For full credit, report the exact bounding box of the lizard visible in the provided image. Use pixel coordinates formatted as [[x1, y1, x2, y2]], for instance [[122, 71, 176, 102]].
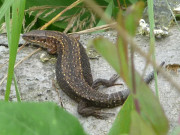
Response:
[[22, 30, 165, 118]]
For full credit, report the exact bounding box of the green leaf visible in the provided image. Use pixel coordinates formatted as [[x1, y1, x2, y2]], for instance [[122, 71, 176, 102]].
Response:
[[94, 0, 114, 33], [128, 0, 138, 4], [109, 95, 134, 135], [115, 2, 144, 85], [136, 79, 169, 134], [25, 0, 75, 8], [123, 2, 144, 36], [130, 111, 156, 135], [93, 37, 169, 135], [171, 124, 180, 135], [0, 101, 86, 135], [96, 0, 114, 27], [24, 0, 84, 31], [93, 38, 120, 71], [94, 3, 168, 134]]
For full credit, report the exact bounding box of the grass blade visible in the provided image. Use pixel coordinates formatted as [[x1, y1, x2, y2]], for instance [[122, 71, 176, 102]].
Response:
[[5, 0, 26, 101], [0, 0, 14, 22], [147, 0, 159, 98], [13, 74, 21, 102]]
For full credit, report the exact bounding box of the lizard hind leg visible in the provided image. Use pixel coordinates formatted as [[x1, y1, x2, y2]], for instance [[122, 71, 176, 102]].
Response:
[[77, 101, 114, 119], [92, 74, 123, 90]]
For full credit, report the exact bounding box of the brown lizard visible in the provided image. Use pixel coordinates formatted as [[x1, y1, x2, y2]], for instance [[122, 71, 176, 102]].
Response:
[[22, 30, 164, 118]]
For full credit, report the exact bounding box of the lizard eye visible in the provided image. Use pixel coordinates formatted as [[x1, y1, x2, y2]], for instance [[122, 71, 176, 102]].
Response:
[[30, 36, 35, 40]]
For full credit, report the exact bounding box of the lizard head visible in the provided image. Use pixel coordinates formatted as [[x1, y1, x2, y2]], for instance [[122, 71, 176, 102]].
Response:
[[22, 30, 58, 54]]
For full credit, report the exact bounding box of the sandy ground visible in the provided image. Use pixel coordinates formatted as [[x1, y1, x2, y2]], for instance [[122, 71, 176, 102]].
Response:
[[0, 25, 180, 135]]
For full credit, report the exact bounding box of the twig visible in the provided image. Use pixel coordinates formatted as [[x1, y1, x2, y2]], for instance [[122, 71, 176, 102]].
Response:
[[52, 79, 64, 108]]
